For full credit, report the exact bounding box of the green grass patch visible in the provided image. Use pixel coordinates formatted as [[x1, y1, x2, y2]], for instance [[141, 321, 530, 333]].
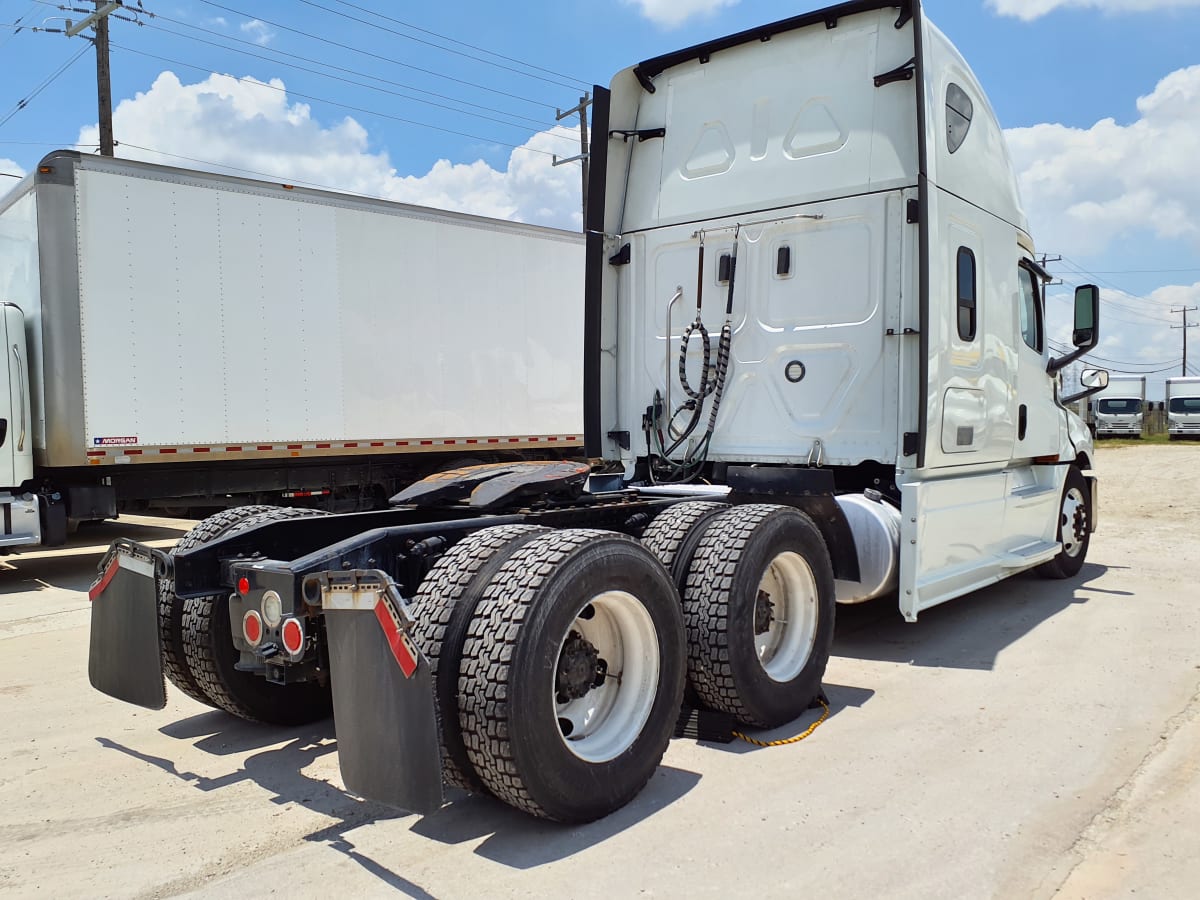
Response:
[[1097, 432, 1173, 448]]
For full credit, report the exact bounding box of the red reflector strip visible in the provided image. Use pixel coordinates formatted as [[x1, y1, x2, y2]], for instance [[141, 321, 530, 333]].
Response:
[[343, 442, 358, 448], [419, 440, 433, 446], [287, 444, 302, 450], [125, 449, 143, 456], [86, 450, 106, 457], [226, 446, 242, 452], [370, 442, 384, 447], [373, 600, 418, 678], [193, 447, 210, 453], [257, 445, 273, 451], [316, 443, 331, 449], [466, 439, 478, 445], [88, 557, 120, 602]]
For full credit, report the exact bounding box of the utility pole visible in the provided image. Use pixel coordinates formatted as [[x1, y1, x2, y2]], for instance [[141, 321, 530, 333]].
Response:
[[552, 92, 591, 228], [1171, 306, 1199, 376], [67, 1, 122, 156]]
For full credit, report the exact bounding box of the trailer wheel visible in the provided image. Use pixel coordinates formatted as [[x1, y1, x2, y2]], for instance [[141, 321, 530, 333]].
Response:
[[639, 500, 730, 590], [409, 524, 549, 792], [458, 530, 685, 822], [182, 507, 332, 724], [159, 505, 277, 707], [1037, 466, 1091, 580], [682, 504, 835, 729]]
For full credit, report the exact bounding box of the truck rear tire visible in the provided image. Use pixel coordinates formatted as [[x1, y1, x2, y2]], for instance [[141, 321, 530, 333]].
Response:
[[1037, 466, 1091, 580], [181, 507, 333, 724], [682, 504, 836, 729], [458, 530, 686, 822], [640, 500, 730, 591], [159, 505, 276, 707], [409, 523, 549, 792]]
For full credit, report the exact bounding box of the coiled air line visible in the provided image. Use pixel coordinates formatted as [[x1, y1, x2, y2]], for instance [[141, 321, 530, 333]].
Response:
[[647, 228, 738, 482]]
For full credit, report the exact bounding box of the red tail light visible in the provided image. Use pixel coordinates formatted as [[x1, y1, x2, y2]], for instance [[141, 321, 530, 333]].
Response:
[[242, 610, 263, 647], [281, 617, 305, 657]]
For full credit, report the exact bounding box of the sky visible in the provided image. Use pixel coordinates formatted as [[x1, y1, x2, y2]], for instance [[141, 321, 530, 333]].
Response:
[[2, 0, 1200, 398]]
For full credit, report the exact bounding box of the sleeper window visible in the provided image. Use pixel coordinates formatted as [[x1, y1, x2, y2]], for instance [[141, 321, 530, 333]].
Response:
[[957, 247, 976, 341], [946, 83, 974, 153]]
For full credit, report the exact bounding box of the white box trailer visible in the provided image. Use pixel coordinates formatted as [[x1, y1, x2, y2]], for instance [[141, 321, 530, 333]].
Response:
[[90, 0, 1107, 825], [1094, 375, 1145, 437], [0, 152, 583, 549], [1166, 376, 1200, 439]]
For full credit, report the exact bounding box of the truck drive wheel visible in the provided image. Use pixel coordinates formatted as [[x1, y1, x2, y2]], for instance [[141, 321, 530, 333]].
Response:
[[640, 500, 730, 591], [1037, 466, 1091, 580], [682, 504, 836, 729], [458, 530, 686, 823], [159, 505, 276, 707], [409, 524, 549, 792], [181, 507, 333, 725]]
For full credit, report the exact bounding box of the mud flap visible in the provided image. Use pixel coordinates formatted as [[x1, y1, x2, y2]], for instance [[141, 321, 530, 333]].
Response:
[[317, 570, 444, 815], [88, 541, 167, 710]]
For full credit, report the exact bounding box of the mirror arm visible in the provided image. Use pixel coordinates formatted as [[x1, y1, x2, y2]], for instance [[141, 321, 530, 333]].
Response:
[[1047, 345, 1090, 374], [1061, 382, 1106, 405]]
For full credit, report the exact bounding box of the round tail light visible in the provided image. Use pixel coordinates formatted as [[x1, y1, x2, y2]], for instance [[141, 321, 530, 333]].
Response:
[[281, 617, 305, 658], [242, 610, 264, 648]]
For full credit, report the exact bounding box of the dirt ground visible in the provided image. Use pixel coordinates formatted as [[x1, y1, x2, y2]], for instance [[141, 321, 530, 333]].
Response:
[[1, 445, 1197, 899]]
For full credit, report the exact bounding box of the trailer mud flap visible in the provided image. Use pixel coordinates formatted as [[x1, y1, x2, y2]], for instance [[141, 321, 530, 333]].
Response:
[[317, 571, 443, 816], [88, 541, 167, 710]]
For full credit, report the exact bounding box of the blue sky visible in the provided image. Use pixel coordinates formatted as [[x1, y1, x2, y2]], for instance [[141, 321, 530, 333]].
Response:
[[2, 0, 1200, 393]]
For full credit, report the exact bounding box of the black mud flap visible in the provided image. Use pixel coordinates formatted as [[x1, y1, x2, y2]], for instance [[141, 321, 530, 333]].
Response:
[[88, 540, 167, 710], [317, 570, 444, 815]]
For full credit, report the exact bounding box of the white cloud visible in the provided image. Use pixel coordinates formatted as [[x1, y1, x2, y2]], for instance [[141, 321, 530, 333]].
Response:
[[0, 158, 23, 178], [989, 0, 1200, 20], [622, 0, 739, 28], [1005, 65, 1200, 257], [239, 19, 275, 45], [75, 71, 582, 230]]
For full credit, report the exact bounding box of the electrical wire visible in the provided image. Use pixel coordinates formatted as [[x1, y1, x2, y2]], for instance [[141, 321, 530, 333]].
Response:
[[0, 2, 41, 50], [0, 41, 90, 129], [136, 18, 564, 134], [327, 0, 590, 88], [187, 0, 563, 109], [294, 0, 587, 91], [111, 44, 559, 158]]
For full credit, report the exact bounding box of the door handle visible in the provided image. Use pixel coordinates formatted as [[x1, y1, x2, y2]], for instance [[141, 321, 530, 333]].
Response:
[[11, 344, 26, 452]]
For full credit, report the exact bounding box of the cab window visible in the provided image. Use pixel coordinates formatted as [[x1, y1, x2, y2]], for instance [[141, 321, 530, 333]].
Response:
[[1018, 265, 1043, 353]]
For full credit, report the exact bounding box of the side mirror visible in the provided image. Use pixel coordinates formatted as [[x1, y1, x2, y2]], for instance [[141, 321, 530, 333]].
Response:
[[1049, 283, 1101, 373], [1061, 366, 1109, 405], [1073, 284, 1099, 348]]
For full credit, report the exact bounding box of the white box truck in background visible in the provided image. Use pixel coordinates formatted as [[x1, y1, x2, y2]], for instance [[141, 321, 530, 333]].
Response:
[[0, 153, 583, 550], [1094, 375, 1146, 437], [1166, 376, 1200, 439], [90, 0, 1108, 824]]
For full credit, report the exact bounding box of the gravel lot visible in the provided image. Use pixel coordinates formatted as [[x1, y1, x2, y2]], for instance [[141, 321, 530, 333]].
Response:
[[2, 445, 1197, 899]]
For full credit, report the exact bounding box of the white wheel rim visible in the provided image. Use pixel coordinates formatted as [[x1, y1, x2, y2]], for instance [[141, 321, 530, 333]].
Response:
[[552, 590, 660, 763], [754, 551, 819, 683], [1061, 487, 1087, 558]]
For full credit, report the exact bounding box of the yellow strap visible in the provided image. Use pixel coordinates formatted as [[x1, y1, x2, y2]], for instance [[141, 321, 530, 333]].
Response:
[[732, 699, 830, 747]]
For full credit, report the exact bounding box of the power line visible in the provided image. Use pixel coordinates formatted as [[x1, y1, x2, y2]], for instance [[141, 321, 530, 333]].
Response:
[[327, 0, 589, 88], [1084, 267, 1200, 275], [1171, 306, 1199, 378], [132, 20, 569, 137], [187, 0, 563, 110], [110, 43, 559, 158], [0, 2, 41, 50], [294, 0, 587, 91], [0, 41, 91, 129], [138, 17, 559, 133]]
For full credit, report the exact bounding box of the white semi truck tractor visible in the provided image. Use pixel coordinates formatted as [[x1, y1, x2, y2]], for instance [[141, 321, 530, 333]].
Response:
[[1166, 377, 1200, 439], [0, 153, 583, 551], [1093, 375, 1146, 437], [89, 0, 1108, 824]]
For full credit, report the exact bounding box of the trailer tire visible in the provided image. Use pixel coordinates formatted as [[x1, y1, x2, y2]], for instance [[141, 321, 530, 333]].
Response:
[[682, 504, 835, 729], [458, 530, 685, 822], [1037, 466, 1091, 580], [409, 524, 550, 792], [182, 507, 332, 724], [159, 505, 277, 707], [640, 500, 730, 591]]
